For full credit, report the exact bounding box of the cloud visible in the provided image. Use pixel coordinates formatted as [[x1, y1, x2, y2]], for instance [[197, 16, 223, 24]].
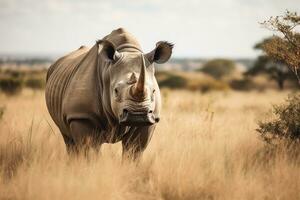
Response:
[[0, 0, 299, 58]]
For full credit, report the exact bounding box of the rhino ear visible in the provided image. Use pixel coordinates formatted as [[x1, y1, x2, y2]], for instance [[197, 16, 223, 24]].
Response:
[[146, 41, 173, 64], [97, 40, 121, 62]]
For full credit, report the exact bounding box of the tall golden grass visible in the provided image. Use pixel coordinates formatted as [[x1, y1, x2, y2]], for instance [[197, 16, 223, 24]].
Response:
[[0, 89, 299, 200]]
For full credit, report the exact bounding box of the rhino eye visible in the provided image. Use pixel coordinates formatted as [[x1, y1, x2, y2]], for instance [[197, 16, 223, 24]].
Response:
[[114, 88, 119, 95], [153, 89, 156, 94]]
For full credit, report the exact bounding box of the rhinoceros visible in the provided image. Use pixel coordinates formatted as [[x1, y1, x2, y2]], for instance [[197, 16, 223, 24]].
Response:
[[45, 28, 173, 158]]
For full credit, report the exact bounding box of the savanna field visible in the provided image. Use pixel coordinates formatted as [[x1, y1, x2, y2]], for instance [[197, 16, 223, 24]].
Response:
[[1, 0, 300, 199], [0, 88, 299, 200]]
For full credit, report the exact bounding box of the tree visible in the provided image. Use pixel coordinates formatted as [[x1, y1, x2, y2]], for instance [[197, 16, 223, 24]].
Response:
[[246, 37, 295, 89], [257, 11, 300, 146], [199, 59, 236, 79], [261, 11, 300, 86]]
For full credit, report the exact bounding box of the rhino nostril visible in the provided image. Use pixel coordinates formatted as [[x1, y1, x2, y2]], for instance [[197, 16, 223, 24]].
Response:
[[148, 110, 153, 114]]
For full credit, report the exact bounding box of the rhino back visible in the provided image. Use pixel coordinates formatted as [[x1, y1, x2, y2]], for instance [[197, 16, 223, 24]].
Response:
[[45, 47, 90, 132]]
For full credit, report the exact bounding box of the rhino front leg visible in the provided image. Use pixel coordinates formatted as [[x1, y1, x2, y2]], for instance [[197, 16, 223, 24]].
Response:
[[69, 119, 103, 154], [62, 134, 77, 154], [121, 125, 155, 160]]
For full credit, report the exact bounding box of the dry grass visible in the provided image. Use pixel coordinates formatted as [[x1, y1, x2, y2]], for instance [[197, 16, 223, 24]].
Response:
[[0, 89, 299, 200]]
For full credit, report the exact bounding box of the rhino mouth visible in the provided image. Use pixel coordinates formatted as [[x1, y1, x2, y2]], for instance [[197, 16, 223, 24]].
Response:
[[119, 109, 159, 126]]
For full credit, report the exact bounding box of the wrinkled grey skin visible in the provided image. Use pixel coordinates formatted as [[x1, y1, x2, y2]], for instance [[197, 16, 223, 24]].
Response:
[[45, 28, 173, 159]]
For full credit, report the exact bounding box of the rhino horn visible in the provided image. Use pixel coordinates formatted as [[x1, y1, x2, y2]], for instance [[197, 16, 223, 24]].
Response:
[[131, 55, 147, 99]]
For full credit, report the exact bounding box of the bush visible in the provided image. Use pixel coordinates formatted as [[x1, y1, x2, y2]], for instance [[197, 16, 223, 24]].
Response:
[[194, 79, 229, 93], [158, 75, 187, 89], [230, 78, 255, 91], [257, 94, 300, 145], [199, 59, 236, 79], [156, 71, 230, 92], [0, 78, 23, 95], [25, 77, 45, 90]]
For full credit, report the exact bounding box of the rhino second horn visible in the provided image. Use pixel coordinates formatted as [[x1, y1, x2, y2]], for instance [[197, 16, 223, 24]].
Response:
[[128, 72, 137, 84]]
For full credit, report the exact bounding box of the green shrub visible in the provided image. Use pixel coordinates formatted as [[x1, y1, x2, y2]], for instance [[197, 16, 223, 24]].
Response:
[[25, 77, 45, 90], [187, 77, 229, 93], [257, 94, 300, 145], [197, 80, 229, 93], [0, 77, 23, 95], [199, 59, 236, 79], [158, 75, 187, 89], [230, 78, 254, 91]]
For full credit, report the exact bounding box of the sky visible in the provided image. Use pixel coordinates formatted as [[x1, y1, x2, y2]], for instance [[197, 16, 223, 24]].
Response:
[[0, 0, 299, 58]]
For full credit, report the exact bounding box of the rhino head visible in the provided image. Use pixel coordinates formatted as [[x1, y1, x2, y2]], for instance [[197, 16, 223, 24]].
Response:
[[99, 40, 173, 126]]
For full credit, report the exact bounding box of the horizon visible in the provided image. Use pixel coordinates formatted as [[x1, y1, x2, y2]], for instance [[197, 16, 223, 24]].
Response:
[[0, 52, 257, 61], [1, 0, 299, 58]]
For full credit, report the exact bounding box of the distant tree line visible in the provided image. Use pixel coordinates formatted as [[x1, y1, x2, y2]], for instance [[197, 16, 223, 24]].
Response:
[[0, 58, 52, 66]]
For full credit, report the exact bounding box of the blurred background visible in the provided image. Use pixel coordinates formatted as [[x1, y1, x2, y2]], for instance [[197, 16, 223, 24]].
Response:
[[0, 0, 299, 93]]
